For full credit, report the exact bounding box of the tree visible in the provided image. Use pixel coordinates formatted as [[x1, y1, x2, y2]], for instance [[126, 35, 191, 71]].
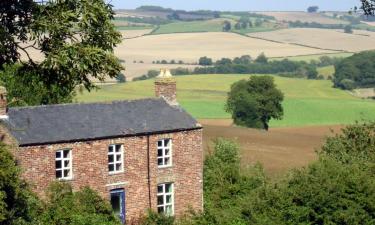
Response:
[[255, 53, 268, 64], [234, 22, 242, 30], [361, 0, 375, 15], [226, 76, 284, 130], [0, 0, 122, 106], [39, 182, 121, 225], [306, 65, 318, 79], [198, 56, 213, 66], [222, 20, 231, 32], [0, 142, 40, 224], [116, 73, 126, 83], [344, 25, 353, 33], [307, 6, 319, 13]]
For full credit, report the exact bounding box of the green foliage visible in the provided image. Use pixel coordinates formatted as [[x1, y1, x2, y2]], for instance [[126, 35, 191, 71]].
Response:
[[193, 139, 266, 225], [307, 6, 319, 13], [116, 73, 127, 83], [222, 20, 231, 32], [241, 158, 375, 225], [320, 121, 375, 164], [39, 182, 120, 225], [226, 76, 284, 130], [138, 210, 175, 225], [344, 24, 353, 33], [0, 142, 41, 225], [198, 56, 213, 66], [1, 0, 122, 106], [333, 51, 375, 90], [254, 53, 268, 64]]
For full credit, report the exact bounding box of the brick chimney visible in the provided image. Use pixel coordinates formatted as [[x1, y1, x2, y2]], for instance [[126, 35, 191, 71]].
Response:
[[154, 69, 177, 105], [0, 87, 7, 119]]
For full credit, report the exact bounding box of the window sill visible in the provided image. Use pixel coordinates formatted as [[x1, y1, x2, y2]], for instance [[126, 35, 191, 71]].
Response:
[[158, 165, 173, 169], [57, 177, 74, 182], [109, 171, 125, 176]]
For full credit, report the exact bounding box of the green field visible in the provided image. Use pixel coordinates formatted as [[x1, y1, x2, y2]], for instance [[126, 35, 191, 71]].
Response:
[[152, 19, 230, 34], [77, 75, 375, 127], [317, 65, 335, 78]]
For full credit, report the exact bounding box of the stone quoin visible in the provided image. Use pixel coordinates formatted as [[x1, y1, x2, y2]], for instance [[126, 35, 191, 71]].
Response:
[[0, 69, 203, 223]]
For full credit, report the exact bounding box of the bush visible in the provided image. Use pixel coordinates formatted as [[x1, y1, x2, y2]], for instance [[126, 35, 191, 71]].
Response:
[[116, 73, 126, 83], [198, 56, 213, 66]]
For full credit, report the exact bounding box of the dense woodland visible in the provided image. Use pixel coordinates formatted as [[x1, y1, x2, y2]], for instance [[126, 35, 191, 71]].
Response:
[[333, 51, 375, 90]]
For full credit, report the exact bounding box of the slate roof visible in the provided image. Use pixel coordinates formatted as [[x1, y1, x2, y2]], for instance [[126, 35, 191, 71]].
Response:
[[2, 98, 201, 146]]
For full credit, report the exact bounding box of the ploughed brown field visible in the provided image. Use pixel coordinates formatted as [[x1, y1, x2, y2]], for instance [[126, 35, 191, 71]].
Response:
[[200, 119, 342, 177]]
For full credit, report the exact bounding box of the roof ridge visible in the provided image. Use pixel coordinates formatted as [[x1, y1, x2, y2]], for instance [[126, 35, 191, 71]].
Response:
[[8, 97, 162, 111]]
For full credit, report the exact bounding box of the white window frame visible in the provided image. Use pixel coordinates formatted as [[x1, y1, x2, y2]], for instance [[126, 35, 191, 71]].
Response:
[[157, 183, 174, 216], [55, 149, 73, 180], [157, 139, 172, 168], [108, 144, 124, 174]]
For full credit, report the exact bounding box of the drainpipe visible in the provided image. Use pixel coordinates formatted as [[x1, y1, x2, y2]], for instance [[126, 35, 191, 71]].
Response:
[[147, 135, 152, 208]]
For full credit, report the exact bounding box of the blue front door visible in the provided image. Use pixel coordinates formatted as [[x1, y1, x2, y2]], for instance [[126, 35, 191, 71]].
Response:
[[110, 189, 125, 224]]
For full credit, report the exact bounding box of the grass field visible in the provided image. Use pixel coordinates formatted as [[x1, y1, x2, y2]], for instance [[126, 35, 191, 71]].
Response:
[[78, 74, 375, 127], [152, 18, 233, 34], [258, 12, 349, 24], [317, 65, 335, 78]]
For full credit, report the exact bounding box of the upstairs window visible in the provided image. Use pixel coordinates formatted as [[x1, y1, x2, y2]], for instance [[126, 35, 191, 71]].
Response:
[[157, 183, 174, 216], [157, 139, 172, 168], [55, 149, 72, 180], [108, 144, 124, 174]]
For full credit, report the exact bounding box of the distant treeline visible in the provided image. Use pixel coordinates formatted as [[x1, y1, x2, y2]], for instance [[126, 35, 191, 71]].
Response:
[[333, 51, 375, 90], [288, 21, 346, 29], [133, 54, 343, 81], [222, 11, 275, 20], [115, 17, 171, 25], [135, 5, 220, 21]]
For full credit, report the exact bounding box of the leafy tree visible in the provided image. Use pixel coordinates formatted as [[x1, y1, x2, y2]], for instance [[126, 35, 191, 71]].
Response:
[[254, 19, 263, 27], [216, 58, 232, 65], [0, 142, 41, 225], [116, 73, 126, 83], [254, 53, 268, 64], [307, 6, 319, 13], [222, 20, 231, 32], [361, 0, 375, 15], [320, 121, 375, 164], [226, 76, 284, 130], [333, 51, 375, 89], [306, 65, 318, 79], [39, 182, 120, 225], [0, 0, 122, 106], [344, 24, 353, 33], [198, 56, 213, 66], [234, 22, 241, 30]]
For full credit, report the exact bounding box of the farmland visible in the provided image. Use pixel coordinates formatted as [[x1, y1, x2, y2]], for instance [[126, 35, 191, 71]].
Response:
[[78, 74, 375, 127], [258, 11, 349, 24], [250, 28, 375, 52], [115, 32, 333, 64]]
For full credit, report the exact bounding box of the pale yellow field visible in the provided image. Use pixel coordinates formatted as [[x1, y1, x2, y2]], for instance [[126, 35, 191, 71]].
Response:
[[114, 32, 333, 65], [250, 28, 375, 52], [361, 21, 375, 26], [259, 11, 348, 24], [120, 30, 152, 39]]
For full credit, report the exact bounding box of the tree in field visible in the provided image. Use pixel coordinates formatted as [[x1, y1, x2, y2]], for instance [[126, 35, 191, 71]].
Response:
[[198, 56, 213, 66], [222, 20, 231, 32], [226, 76, 284, 130], [254, 53, 268, 64], [344, 25, 353, 33], [234, 22, 241, 30], [0, 0, 122, 106], [307, 6, 319, 13]]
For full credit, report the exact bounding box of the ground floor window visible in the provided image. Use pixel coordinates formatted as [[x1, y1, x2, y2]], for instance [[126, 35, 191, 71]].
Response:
[[157, 183, 174, 216], [55, 149, 72, 180]]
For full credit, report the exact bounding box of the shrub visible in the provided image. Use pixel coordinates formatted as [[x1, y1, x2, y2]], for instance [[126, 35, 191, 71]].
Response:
[[116, 73, 126, 83]]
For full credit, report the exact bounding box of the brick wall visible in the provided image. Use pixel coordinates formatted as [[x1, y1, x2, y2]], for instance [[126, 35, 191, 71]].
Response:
[[154, 79, 177, 105], [14, 128, 203, 221]]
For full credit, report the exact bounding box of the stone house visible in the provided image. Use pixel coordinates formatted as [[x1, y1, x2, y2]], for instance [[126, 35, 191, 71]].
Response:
[[0, 70, 203, 223]]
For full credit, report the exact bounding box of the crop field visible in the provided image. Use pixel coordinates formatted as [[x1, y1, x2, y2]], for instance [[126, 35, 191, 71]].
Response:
[[272, 52, 353, 61], [258, 11, 349, 24], [115, 32, 333, 64], [250, 28, 375, 52], [152, 18, 235, 34], [119, 29, 153, 39], [78, 74, 375, 127]]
